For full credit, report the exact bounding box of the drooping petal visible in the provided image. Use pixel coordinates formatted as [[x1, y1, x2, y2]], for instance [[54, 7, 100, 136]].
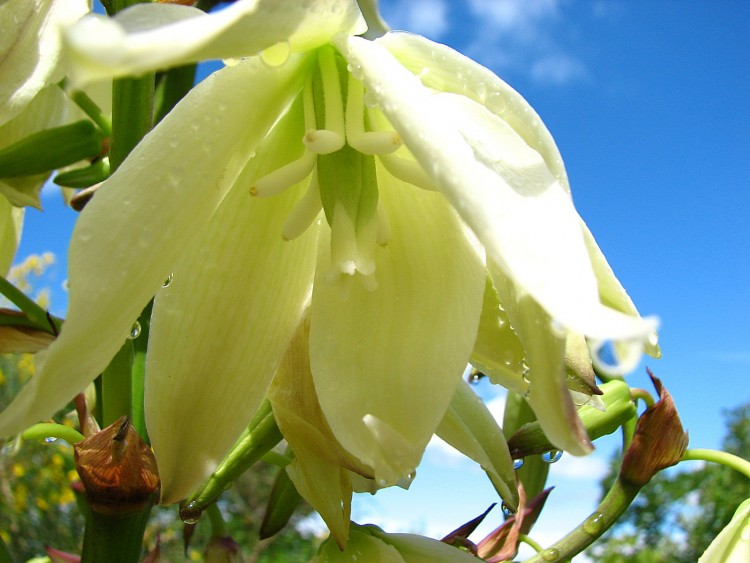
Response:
[[0, 197, 23, 276], [268, 317, 371, 547], [0, 54, 312, 439], [310, 167, 486, 485], [375, 32, 570, 193], [489, 264, 592, 456], [338, 35, 656, 346], [64, 0, 365, 87], [0, 0, 88, 125], [436, 379, 518, 509]]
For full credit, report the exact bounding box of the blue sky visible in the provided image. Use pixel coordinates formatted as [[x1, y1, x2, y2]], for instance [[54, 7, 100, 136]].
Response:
[[15, 0, 750, 556]]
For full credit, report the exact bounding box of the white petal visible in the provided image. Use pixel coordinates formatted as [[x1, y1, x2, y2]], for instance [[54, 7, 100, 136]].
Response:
[[148, 166, 318, 503], [65, 0, 365, 87], [0, 0, 88, 125], [0, 55, 310, 439], [375, 32, 570, 193], [0, 196, 22, 276], [490, 263, 593, 456], [339, 35, 656, 343], [310, 167, 486, 485]]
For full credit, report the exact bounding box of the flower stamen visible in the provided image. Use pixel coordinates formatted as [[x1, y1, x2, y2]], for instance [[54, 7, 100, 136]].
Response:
[[346, 74, 402, 155], [250, 151, 316, 197], [379, 154, 438, 191], [282, 170, 323, 241]]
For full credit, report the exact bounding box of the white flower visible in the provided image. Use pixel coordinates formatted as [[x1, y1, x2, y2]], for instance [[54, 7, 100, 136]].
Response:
[[0, 0, 657, 507]]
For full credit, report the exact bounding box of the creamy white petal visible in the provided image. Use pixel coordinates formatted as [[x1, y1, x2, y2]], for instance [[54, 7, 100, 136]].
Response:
[[0, 54, 311, 438], [376, 32, 570, 193], [339, 35, 656, 343], [0, 197, 22, 276], [148, 120, 318, 503], [0, 0, 88, 125], [490, 263, 592, 456], [65, 0, 365, 87], [310, 168, 486, 485]]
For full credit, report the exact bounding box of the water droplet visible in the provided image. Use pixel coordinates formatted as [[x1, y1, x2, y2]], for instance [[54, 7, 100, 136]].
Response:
[[127, 321, 141, 340], [501, 502, 515, 517], [260, 40, 291, 67], [542, 548, 560, 561], [363, 90, 378, 108], [179, 501, 202, 525], [542, 449, 563, 463], [513, 458, 524, 470], [44, 436, 58, 444], [583, 512, 606, 536], [62, 279, 69, 291], [162, 273, 174, 288]]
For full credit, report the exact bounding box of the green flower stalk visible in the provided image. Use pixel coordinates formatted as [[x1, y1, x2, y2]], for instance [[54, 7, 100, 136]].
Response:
[[0, 0, 657, 528]]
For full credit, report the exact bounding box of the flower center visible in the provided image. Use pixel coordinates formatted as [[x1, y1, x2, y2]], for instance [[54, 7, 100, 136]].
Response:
[[250, 45, 433, 289]]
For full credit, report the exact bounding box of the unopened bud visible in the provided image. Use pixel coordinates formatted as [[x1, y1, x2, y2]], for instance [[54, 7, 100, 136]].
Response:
[[620, 370, 688, 486], [204, 536, 244, 563], [74, 416, 159, 515]]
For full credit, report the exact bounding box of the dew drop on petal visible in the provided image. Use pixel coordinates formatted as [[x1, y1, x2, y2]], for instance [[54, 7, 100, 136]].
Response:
[[162, 273, 174, 288], [583, 512, 606, 536], [44, 436, 58, 444], [260, 40, 291, 67], [541, 449, 563, 464], [542, 548, 561, 561], [513, 458, 524, 470], [501, 502, 515, 517], [127, 321, 141, 340]]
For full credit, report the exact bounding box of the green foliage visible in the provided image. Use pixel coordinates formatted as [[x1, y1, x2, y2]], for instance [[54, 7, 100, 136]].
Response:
[[590, 402, 750, 561]]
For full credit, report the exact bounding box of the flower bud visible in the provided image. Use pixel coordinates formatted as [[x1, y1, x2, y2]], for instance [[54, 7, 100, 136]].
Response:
[[204, 536, 244, 563], [620, 371, 688, 486], [73, 416, 159, 515]]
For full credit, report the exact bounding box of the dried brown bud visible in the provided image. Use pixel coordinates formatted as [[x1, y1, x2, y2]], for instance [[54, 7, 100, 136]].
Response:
[[74, 416, 160, 515], [620, 370, 689, 486]]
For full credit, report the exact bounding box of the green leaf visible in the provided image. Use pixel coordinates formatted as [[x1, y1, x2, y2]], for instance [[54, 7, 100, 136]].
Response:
[[0, 120, 104, 178]]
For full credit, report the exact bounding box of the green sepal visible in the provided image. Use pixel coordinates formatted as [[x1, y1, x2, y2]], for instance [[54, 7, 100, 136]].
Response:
[[508, 380, 636, 458], [259, 456, 304, 539], [0, 120, 105, 178], [54, 158, 110, 188]]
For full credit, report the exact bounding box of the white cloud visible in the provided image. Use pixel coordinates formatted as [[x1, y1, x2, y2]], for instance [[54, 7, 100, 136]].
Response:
[[531, 53, 588, 85], [549, 451, 609, 480]]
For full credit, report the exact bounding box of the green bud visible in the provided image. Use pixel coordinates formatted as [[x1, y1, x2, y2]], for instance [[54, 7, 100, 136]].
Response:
[[259, 460, 303, 539], [54, 157, 110, 189], [0, 120, 105, 178], [507, 380, 636, 458]]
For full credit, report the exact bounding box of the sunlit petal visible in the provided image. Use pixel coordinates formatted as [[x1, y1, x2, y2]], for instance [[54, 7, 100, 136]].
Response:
[[64, 0, 365, 86], [0, 55, 310, 438], [310, 168, 485, 485]]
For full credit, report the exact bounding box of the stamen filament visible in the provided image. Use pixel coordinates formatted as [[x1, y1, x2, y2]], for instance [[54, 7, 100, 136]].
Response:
[[251, 151, 316, 197], [318, 47, 346, 139], [303, 76, 317, 132], [346, 75, 402, 155], [376, 201, 390, 247], [379, 154, 438, 191], [282, 170, 323, 241]]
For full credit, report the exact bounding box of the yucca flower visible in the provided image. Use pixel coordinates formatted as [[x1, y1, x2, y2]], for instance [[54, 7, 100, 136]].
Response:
[[0, 0, 657, 509]]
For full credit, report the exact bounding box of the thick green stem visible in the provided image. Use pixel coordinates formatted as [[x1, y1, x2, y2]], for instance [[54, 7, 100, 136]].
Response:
[[101, 341, 135, 427], [682, 448, 750, 480], [81, 506, 152, 563], [526, 477, 641, 562]]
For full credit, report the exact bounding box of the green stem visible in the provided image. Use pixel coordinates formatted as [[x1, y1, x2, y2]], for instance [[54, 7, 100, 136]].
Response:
[[69, 87, 112, 136], [518, 533, 544, 554], [681, 448, 750, 480], [629, 387, 655, 409], [0, 534, 15, 563], [526, 477, 642, 562], [21, 423, 84, 445], [0, 276, 59, 334], [261, 450, 293, 468], [80, 506, 152, 563], [153, 65, 198, 124]]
